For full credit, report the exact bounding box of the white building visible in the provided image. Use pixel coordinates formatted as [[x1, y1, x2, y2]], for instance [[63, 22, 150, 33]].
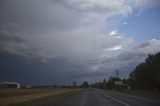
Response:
[[0, 82, 21, 88], [115, 81, 127, 87]]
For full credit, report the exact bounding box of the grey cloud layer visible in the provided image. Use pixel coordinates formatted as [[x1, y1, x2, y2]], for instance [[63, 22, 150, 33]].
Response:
[[0, 0, 160, 83], [87, 39, 160, 78], [0, 0, 137, 60]]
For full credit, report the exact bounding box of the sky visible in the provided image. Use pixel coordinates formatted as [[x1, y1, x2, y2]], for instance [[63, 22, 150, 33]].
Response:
[[0, 0, 160, 85]]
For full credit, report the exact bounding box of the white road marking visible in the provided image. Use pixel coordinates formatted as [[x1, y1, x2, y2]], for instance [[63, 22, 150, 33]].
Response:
[[99, 92, 131, 106]]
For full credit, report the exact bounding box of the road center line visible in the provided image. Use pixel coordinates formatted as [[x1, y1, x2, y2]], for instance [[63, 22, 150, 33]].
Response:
[[99, 92, 131, 106]]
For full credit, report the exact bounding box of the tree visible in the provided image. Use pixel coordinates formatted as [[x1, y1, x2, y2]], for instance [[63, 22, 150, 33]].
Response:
[[106, 77, 121, 89], [122, 78, 126, 84], [81, 81, 89, 88], [129, 52, 160, 90]]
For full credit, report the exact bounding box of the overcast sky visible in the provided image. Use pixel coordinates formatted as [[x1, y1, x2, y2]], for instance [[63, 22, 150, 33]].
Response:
[[0, 0, 160, 85]]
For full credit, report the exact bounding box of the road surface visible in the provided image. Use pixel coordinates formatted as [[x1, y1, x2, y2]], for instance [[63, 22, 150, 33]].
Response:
[[29, 88, 160, 106]]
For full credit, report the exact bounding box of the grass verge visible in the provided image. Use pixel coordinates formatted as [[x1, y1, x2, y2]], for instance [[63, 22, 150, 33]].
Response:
[[113, 89, 160, 100], [7, 89, 83, 106], [0, 88, 82, 106]]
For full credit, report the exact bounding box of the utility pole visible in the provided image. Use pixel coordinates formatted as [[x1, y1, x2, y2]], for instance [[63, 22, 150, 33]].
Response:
[[106, 73, 108, 80], [115, 70, 119, 79]]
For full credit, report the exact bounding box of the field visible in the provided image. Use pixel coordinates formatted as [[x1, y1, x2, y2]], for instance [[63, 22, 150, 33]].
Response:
[[0, 88, 81, 106]]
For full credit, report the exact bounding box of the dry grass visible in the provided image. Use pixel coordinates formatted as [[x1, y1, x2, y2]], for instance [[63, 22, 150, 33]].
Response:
[[0, 88, 81, 106]]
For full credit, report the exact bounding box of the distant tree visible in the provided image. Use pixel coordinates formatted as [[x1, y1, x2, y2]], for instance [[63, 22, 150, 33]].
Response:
[[91, 82, 103, 89], [52, 85, 58, 88], [81, 81, 89, 88], [97, 80, 106, 89], [122, 78, 126, 84], [106, 77, 121, 89]]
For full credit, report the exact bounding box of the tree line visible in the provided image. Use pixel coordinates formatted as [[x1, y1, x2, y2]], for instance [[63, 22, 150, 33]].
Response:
[[89, 52, 160, 91], [128, 52, 160, 90]]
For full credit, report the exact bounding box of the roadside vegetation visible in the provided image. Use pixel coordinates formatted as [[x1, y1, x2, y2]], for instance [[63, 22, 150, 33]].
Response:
[[0, 88, 82, 106], [91, 52, 160, 99], [115, 89, 160, 100], [128, 52, 160, 90], [8, 89, 83, 106]]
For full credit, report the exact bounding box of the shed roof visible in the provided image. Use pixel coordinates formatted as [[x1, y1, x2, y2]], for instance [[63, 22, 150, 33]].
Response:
[[1, 82, 20, 85]]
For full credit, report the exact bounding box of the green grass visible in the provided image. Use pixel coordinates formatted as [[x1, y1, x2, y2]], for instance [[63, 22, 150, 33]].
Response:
[[114, 89, 160, 100], [7, 89, 83, 106]]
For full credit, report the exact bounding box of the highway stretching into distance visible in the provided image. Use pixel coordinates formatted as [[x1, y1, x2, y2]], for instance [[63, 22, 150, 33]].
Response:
[[30, 88, 160, 106]]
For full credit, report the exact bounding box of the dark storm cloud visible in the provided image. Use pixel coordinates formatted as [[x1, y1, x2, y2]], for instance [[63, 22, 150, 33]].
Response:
[[0, 52, 107, 85], [0, 0, 160, 84], [0, 31, 24, 42], [1, 42, 159, 84], [0, 0, 155, 60], [0, 27, 31, 56]]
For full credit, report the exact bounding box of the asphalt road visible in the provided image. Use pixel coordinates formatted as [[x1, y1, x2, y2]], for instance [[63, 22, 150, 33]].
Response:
[[30, 88, 160, 106]]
